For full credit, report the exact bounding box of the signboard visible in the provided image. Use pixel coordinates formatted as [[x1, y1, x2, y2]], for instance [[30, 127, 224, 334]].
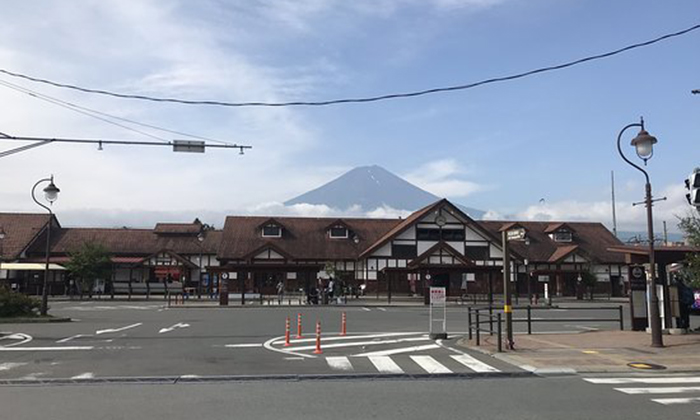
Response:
[[430, 287, 446, 304], [506, 228, 526, 241], [629, 265, 646, 291], [173, 140, 205, 153]]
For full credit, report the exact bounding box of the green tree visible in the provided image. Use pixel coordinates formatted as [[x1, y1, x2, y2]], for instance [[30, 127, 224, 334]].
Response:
[[678, 213, 700, 288], [64, 242, 112, 297], [580, 270, 597, 300]]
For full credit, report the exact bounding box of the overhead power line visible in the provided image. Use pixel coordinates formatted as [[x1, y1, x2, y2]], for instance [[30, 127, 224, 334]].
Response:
[[0, 78, 232, 145], [0, 23, 699, 107]]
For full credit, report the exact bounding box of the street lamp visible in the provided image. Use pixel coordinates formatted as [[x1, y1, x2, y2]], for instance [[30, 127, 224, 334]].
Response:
[[196, 231, 205, 299], [31, 175, 60, 316], [616, 118, 663, 347]]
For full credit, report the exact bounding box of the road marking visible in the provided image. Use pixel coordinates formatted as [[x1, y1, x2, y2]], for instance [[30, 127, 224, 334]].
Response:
[[289, 336, 428, 351], [450, 354, 500, 373], [0, 333, 33, 347], [263, 336, 316, 359], [57, 334, 88, 343], [0, 346, 94, 351], [180, 374, 200, 378], [71, 372, 95, 379], [652, 397, 700, 405], [284, 357, 306, 361], [224, 343, 263, 348], [585, 377, 700, 385], [616, 386, 700, 395], [272, 332, 425, 345], [362, 307, 371, 312], [354, 344, 440, 357], [96, 323, 142, 335], [410, 355, 452, 374], [159, 322, 190, 334], [0, 362, 27, 371], [369, 356, 404, 374], [376, 307, 387, 312], [326, 356, 354, 371]]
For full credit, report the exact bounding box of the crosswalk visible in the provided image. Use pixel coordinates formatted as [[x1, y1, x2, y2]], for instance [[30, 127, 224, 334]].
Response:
[[585, 376, 700, 409], [324, 353, 500, 375]]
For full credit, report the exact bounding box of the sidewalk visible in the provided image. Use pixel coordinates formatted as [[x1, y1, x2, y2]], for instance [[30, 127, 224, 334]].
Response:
[[459, 330, 700, 374]]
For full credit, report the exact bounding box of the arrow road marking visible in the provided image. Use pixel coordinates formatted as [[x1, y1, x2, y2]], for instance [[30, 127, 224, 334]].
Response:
[[159, 322, 190, 334], [0, 333, 33, 347], [96, 323, 143, 335]]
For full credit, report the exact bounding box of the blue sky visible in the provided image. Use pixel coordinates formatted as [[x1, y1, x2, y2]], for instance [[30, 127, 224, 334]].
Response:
[[0, 0, 698, 232]]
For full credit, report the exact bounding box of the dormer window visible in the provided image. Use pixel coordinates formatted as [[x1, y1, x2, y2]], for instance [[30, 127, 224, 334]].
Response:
[[329, 226, 348, 239], [262, 224, 282, 238], [552, 230, 572, 242]]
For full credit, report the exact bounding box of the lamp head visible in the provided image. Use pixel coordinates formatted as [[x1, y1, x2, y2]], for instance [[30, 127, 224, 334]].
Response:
[[0, 226, 5, 240], [630, 129, 658, 164], [43, 176, 60, 204]]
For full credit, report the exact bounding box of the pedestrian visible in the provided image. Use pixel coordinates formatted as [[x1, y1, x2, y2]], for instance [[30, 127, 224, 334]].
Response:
[[276, 280, 285, 305], [327, 278, 335, 301], [677, 278, 694, 330]]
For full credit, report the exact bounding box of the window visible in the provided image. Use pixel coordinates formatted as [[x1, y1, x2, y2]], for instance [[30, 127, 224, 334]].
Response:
[[552, 230, 572, 242], [262, 224, 281, 238], [464, 246, 489, 260], [416, 228, 465, 241], [329, 226, 348, 238], [392, 244, 417, 258]]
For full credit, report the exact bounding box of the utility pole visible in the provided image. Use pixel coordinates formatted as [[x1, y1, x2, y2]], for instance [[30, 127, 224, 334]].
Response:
[[501, 231, 514, 350], [611, 170, 618, 237], [663, 221, 668, 246]]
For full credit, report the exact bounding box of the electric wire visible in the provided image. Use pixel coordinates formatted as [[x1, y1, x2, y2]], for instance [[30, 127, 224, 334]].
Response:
[[0, 23, 697, 107], [0, 78, 233, 145]]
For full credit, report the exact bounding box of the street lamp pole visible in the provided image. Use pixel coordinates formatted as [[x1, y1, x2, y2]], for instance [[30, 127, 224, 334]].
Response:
[[616, 118, 663, 347], [196, 231, 205, 299], [31, 175, 60, 316]]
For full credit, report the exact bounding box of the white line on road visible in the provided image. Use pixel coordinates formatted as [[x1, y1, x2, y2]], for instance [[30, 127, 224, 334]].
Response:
[[0, 362, 27, 371], [224, 343, 263, 348], [290, 336, 428, 351], [96, 323, 143, 335], [616, 386, 700, 395], [71, 372, 95, 379], [362, 307, 371, 312], [376, 307, 387, 312], [264, 336, 316, 359], [272, 332, 423, 345], [450, 354, 500, 373], [0, 333, 33, 347], [586, 377, 700, 385], [369, 356, 404, 374], [410, 355, 452, 374], [354, 344, 440, 357], [56, 334, 89, 343], [0, 346, 94, 351], [652, 397, 700, 405], [159, 322, 190, 334], [326, 356, 354, 371]]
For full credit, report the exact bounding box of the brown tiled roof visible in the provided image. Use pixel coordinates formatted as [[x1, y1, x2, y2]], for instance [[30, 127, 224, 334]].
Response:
[[544, 222, 576, 233], [153, 222, 202, 235], [479, 221, 624, 264], [44, 228, 222, 256], [218, 216, 401, 261], [547, 245, 579, 263], [0, 213, 55, 260]]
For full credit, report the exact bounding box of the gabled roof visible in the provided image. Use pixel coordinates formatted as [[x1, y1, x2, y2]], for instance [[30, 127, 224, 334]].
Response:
[[218, 216, 401, 261], [0, 213, 58, 260], [480, 221, 624, 264], [153, 220, 203, 235], [547, 245, 579, 263], [139, 249, 198, 269], [544, 222, 576, 233], [408, 241, 473, 268], [242, 242, 294, 262]]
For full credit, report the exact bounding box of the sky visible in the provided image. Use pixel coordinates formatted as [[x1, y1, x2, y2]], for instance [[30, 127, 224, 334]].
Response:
[[0, 0, 698, 234]]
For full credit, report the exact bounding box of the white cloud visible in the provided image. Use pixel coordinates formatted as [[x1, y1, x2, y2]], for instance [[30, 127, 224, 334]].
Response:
[[404, 159, 484, 198]]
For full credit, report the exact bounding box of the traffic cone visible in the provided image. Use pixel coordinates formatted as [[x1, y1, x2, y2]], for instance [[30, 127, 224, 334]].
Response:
[[284, 316, 291, 347], [313, 320, 323, 354], [296, 313, 303, 339]]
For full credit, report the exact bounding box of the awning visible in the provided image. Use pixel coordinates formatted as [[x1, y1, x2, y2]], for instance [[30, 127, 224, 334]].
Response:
[[0, 263, 66, 271]]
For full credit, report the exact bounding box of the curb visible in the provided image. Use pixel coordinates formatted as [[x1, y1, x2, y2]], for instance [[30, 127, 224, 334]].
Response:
[[0, 317, 72, 324], [0, 371, 536, 387]]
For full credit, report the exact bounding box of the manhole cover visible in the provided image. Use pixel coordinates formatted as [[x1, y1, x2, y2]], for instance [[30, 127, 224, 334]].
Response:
[[627, 362, 666, 370]]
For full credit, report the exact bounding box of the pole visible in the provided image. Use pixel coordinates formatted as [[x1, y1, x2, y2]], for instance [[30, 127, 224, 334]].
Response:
[[296, 313, 303, 339], [646, 182, 664, 347], [41, 211, 52, 316], [611, 170, 618, 237], [313, 320, 323, 354], [284, 317, 291, 347], [502, 231, 514, 349], [341, 312, 347, 336]]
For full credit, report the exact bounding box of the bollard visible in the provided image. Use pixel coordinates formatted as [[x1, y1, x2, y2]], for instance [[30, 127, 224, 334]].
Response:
[[284, 316, 291, 347], [475, 309, 480, 346], [467, 308, 472, 340], [527, 305, 532, 335], [619, 305, 624, 331], [489, 306, 493, 336], [313, 321, 323, 354], [296, 313, 303, 339], [340, 312, 347, 336], [497, 313, 502, 352]]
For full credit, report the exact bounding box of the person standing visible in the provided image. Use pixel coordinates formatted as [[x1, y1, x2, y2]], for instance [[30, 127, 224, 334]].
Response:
[[276, 279, 285, 305]]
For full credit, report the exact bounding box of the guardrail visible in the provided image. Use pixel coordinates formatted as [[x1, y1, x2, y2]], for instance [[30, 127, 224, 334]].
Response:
[[468, 304, 624, 351]]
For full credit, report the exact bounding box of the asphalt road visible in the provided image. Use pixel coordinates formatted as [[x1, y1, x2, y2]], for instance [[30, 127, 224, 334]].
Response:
[[0, 375, 697, 420], [0, 300, 685, 380]]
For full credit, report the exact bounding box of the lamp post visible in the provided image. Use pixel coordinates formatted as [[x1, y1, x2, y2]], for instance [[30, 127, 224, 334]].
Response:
[[31, 175, 60, 316], [196, 231, 205, 299], [616, 117, 663, 347]]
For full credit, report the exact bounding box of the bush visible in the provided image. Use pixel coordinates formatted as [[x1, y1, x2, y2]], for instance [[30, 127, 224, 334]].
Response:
[[0, 288, 41, 317]]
